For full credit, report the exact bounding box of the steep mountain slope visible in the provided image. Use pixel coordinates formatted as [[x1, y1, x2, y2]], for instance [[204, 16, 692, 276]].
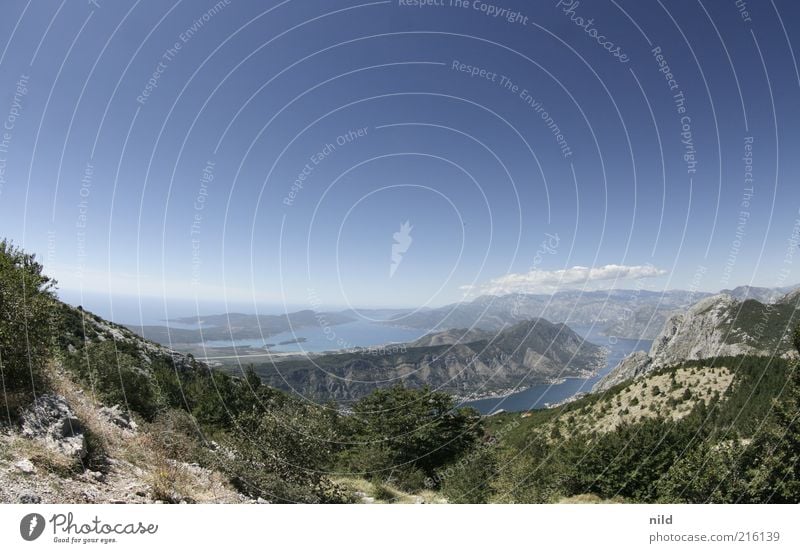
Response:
[[0, 302, 253, 504], [594, 289, 800, 392], [252, 319, 606, 402], [58, 302, 200, 373]]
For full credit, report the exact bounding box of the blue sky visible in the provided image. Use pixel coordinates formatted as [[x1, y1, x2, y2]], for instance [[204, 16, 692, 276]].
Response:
[[1, 0, 799, 313]]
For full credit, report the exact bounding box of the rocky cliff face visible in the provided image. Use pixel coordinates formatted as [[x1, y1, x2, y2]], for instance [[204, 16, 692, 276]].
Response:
[[592, 350, 652, 392], [257, 319, 606, 402], [593, 290, 800, 392]]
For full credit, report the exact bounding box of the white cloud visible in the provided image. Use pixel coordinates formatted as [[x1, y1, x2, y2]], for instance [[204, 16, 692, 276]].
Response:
[[462, 264, 667, 296]]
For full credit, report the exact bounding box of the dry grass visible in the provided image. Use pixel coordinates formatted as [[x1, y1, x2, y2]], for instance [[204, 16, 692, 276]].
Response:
[[44, 363, 242, 503], [147, 453, 193, 503], [50, 365, 122, 449], [333, 476, 447, 504], [552, 365, 734, 438], [557, 493, 626, 504], [3, 434, 76, 475]]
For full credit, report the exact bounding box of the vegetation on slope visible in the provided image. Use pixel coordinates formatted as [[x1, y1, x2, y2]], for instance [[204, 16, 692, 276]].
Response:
[[1, 240, 797, 504], [1, 241, 483, 503], [482, 352, 799, 503]]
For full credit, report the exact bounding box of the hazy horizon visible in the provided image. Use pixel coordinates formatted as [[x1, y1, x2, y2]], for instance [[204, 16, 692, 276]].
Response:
[[56, 280, 798, 327]]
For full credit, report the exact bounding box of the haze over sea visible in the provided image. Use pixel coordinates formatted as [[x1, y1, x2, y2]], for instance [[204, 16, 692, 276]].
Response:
[[58, 290, 316, 328]]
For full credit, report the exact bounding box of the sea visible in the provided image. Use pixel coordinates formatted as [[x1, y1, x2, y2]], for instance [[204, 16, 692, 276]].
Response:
[[462, 324, 652, 414], [61, 292, 650, 414], [200, 320, 427, 353]]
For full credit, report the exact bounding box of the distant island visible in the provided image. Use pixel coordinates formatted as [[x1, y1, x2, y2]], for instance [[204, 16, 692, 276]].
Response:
[[277, 337, 307, 346]]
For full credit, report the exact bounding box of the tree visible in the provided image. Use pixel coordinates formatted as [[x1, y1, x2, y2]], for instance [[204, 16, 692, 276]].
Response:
[[493, 432, 567, 503], [224, 402, 346, 503], [656, 441, 753, 503], [342, 385, 482, 489], [439, 444, 497, 504], [744, 325, 800, 502], [662, 327, 800, 503], [0, 240, 57, 405]]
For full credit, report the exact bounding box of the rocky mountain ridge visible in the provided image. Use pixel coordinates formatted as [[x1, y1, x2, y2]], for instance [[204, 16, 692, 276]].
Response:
[[254, 318, 606, 402], [594, 289, 800, 392], [383, 289, 707, 340]]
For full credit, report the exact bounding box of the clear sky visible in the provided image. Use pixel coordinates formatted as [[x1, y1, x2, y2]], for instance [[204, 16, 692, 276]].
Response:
[[1, 0, 799, 313]]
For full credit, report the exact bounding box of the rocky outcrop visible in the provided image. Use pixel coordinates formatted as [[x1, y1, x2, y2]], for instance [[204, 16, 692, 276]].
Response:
[[20, 395, 86, 461], [60, 303, 203, 375], [646, 294, 753, 367], [593, 351, 652, 392], [98, 405, 138, 435], [593, 290, 800, 392], [720, 284, 796, 304]]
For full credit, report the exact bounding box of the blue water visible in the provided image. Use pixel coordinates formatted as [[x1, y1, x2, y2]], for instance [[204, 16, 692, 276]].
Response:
[[61, 288, 650, 411], [463, 325, 652, 414], [202, 320, 427, 353]]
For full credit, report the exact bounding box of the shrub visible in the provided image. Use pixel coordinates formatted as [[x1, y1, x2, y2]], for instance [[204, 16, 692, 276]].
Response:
[[439, 445, 497, 504], [341, 386, 482, 488], [0, 241, 57, 405], [66, 341, 161, 420], [223, 402, 345, 503], [146, 409, 207, 464], [656, 441, 752, 503]]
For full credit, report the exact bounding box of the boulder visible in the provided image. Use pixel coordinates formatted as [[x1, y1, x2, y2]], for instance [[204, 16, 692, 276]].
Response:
[[14, 459, 36, 474], [98, 405, 138, 434], [20, 394, 86, 461]]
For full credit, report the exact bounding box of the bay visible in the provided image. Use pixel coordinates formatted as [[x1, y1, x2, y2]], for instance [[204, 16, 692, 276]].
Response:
[[201, 320, 426, 353], [462, 324, 652, 414]]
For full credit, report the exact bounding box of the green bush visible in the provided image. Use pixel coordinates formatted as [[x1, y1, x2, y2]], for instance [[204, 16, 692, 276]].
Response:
[[223, 402, 345, 503], [439, 445, 497, 504], [656, 441, 753, 503], [0, 241, 57, 404], [340, 385, 482, 489], [492, 434, 566, 503], [66, 340, 161, 420]]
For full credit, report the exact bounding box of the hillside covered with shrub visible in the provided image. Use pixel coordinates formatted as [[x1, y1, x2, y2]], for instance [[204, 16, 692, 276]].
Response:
[[1, 240, 798, 504]]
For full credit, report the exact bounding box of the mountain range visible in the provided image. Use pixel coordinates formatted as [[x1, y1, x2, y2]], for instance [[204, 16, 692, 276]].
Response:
[[125, 286, 797, 349], [251, 319, 606, 402]]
